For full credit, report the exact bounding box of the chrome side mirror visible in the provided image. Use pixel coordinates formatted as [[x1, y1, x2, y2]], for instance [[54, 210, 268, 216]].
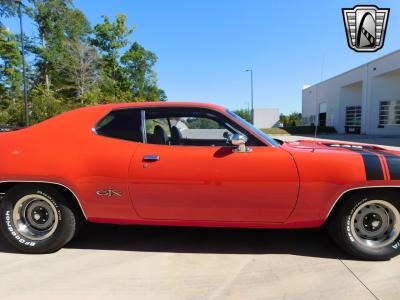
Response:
[[228, 133, 252, 153]]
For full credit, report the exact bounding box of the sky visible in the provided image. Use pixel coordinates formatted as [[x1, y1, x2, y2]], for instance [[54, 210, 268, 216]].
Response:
[[4, 0, 400, 114]]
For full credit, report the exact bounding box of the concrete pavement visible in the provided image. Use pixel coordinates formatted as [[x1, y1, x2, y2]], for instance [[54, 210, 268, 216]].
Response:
[[0, 225, 399, 300]]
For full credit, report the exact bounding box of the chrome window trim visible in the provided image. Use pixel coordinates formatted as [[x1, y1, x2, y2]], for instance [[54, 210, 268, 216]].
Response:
[[141, 109, 147, 144], [324, 185, 400, 222], [109, 105, 270, 146], [0, 180, 88, 220]]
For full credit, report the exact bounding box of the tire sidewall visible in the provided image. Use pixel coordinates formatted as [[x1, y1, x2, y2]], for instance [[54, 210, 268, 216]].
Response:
[[343, 195, 400, 260], [0, 185, 75, 253]]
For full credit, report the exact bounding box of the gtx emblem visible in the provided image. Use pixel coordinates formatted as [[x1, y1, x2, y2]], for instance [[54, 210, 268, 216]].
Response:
[[342, 5, 389, 52], [96, 189, 123, 197]]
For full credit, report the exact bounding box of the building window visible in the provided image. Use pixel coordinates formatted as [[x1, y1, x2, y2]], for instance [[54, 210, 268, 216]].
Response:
[[345, 106, 362, 127], [379, 100, 400, 126]]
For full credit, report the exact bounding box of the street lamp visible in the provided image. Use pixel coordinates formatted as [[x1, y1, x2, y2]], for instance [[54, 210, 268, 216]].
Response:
[[244, 101, 250, 122], [244, 69, 254, 124], [15, 0, 29, 127]]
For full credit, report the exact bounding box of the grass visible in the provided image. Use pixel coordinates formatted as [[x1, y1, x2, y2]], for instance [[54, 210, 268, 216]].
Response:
[[261, 126, 337, 135]]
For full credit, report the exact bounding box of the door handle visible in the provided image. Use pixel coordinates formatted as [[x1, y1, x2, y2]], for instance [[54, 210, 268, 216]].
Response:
[[143, 155, 160, 162]]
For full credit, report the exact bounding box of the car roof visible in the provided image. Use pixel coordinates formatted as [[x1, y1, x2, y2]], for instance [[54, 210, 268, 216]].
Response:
[[98, 101, 226, 112], [16, 102, 228, 134]]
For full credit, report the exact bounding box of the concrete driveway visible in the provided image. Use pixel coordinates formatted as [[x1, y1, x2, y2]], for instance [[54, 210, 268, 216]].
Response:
[[0, 224, 399, 300], [0, 136, 399, 300]]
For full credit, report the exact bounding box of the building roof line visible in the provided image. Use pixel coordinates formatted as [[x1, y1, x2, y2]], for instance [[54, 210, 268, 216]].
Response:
[[303, 49, 400, 90]]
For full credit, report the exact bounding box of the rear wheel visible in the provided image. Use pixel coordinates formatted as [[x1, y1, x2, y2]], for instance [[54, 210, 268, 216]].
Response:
[[0, 184, 78, 254], [329, 191, 400, 260]]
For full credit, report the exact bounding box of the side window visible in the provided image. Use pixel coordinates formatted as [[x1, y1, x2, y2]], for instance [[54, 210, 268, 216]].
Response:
[[95, 109, 143, 142], [177, 117, 231, 143], [145, 118, 171, 144], [144, 109, 236, 146], [185, 117, 224, 129]]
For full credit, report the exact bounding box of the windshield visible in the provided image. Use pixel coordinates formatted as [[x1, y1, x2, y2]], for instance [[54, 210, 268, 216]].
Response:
[[226, 110, 280, 147]]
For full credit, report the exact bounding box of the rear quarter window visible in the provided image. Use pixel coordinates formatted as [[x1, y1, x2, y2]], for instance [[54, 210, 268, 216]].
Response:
[[95, 109, 143, 142]]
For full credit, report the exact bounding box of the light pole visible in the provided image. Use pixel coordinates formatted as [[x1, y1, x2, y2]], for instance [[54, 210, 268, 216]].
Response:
[[245, 69, 254, 124], [16, 0, 29, 127], [245, 101, 250, 122]]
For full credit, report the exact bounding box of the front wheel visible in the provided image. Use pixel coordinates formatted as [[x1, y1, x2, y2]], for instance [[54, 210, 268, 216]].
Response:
[[329, 191, 400, 261], [0, 184, 78, 254]]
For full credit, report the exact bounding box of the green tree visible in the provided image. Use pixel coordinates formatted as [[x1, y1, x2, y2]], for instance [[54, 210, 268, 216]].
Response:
[[0, 0, 18, 20], [279, 113, 288, 126], [233, 109, 251, 122], [0, 26, 22, 109], [90, 14, 133, 101], [29, 85, 63, 124], [32, 0, 91, 94], [0, 2, 166, 126], [61, 41, 99, 103], [280, 112, 302, 127], [121, 42, 165, 101], [288, 112, 302, 126]]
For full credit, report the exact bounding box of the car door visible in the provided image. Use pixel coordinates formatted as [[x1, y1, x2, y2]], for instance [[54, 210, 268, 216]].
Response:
[[128, 107, 299, 223]]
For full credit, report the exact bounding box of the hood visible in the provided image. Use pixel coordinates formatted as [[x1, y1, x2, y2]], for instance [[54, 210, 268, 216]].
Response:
[[283, 139, 395, 151], [282, 139, 400, 181]]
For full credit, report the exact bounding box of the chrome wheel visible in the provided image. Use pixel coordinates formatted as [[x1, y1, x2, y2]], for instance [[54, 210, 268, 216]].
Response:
[[351, 200, 400, 248], [12, 194, 59, 241]]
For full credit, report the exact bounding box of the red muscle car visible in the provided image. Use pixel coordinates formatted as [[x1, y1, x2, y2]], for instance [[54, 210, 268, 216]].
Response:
[[0, 102, 399, 260]]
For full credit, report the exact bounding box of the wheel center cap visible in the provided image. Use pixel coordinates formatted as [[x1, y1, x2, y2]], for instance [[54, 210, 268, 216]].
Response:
[[371, 220, 381, 228], [363, 213, 383, 232], [30, 206, 49, 225]]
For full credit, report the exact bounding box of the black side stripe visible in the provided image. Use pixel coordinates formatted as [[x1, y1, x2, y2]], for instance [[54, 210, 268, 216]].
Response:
[[347, 148, 385, 180], [366, 150, 400, 180]]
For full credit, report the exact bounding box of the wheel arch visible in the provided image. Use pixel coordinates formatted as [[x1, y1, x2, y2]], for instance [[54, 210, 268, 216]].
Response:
[[0, 181, 87, 220], [325, 186, 400, 224]]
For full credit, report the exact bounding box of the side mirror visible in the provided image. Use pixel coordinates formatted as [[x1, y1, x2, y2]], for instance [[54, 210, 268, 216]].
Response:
[[228, 133, 252, 153]]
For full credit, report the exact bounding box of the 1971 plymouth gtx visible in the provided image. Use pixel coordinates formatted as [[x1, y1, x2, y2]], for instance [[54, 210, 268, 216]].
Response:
[[0, 102, 399, 260]]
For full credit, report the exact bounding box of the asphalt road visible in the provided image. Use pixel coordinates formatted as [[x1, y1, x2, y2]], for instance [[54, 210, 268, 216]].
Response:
[[0, 136, 399, 300]]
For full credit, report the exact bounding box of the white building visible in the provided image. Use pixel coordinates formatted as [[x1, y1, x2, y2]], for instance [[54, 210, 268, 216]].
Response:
[[302, 50, 400, 135], [254, 108, 280, 128]]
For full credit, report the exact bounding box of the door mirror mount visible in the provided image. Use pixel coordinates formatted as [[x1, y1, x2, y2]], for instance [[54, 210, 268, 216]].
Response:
[[228, 133, 252, 153]]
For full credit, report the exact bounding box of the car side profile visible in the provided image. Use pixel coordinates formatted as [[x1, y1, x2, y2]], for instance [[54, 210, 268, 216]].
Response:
[[0, 102, 399, 260]]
